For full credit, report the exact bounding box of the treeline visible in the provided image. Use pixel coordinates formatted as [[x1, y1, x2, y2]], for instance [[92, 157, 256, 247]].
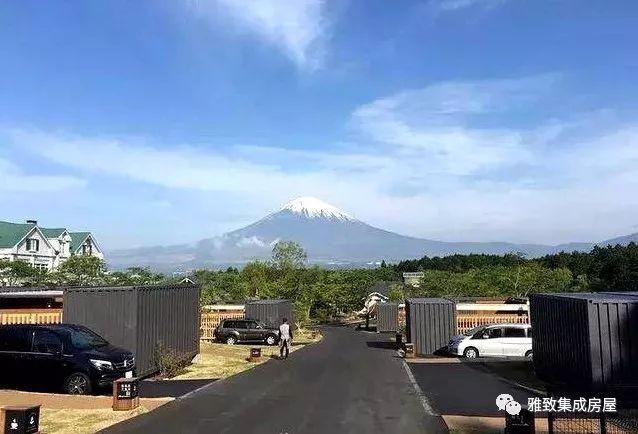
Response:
[[395, 253, 526, 273], [4, 241, 636, 321], [537, 243, 638, 292], [0, 256, 169, 287], [397, 243, 638, 294], [196, 241, 397, 323]]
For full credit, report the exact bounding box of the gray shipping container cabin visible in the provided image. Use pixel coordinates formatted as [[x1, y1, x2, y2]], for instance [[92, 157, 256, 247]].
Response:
[[245, 299, 293, 328], [530, 292, 638, 392], [377, 302, 399, 333], [63, 284, 201, 377], [405, 298, 456, 356]]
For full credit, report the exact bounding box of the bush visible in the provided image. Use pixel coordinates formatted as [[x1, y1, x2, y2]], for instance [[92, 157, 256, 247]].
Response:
[[154, 342, 190, 378]]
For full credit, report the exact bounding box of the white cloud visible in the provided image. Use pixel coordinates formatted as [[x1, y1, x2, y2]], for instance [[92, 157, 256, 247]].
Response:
[[191, 0, 328, 70], [351, 76, 558, 175], [0, 158, 85, 192], [4, 75, 638, 245], [431, 0, 507, 12]]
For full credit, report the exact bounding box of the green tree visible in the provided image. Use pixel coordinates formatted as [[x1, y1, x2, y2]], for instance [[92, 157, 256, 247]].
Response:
[[51, 255, 107, 285], [271, 241, 307, 270], [0, 259, 43, 286], [241, 261, 270, 298], [387, 284, 406, 302]]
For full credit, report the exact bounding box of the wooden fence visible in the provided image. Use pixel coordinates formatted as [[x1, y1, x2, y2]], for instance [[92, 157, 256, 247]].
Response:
[[0, 309, 63, 325], [200, 311, 245, 341], [0, 308, 528, 340], [457, 314, 529, 334]]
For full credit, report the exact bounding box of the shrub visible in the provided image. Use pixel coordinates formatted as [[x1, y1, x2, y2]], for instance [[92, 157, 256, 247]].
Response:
[[154, 342, 190, 378]]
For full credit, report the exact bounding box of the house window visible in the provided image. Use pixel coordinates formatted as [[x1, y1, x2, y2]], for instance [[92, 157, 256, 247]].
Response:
[[82, 243, 92, 255], [34, 263, 49, 272], [26, 239, 40, 252]]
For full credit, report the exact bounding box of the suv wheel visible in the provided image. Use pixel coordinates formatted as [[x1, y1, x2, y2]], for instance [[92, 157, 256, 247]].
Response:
[[64, 372, 92, 395], [463, 347, 479, 359], [265, 334, 277, 346], [226, 335, 237, 345], [525, 350, 533, 359]]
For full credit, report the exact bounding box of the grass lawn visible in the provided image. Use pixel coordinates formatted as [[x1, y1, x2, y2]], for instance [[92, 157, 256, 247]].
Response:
[[172, 328, 322, 380], [40, 407, 148, 434]]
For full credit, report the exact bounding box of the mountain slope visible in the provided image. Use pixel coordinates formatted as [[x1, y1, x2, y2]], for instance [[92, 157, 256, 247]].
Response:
[[107, 197, 637, 270]]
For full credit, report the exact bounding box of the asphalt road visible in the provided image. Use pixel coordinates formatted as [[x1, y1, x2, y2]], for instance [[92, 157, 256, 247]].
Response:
[[409, 360, 543, 417], [139, 379, 216, 398], [104, 327, 447, 434]]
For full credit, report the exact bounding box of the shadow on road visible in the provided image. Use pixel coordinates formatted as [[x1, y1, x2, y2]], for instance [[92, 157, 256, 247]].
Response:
[[366, 341, 398, 350]]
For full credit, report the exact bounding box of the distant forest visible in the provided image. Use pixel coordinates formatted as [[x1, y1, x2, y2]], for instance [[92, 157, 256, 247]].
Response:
[[3, 241, 637, 322], [396, 242, 638, 294]]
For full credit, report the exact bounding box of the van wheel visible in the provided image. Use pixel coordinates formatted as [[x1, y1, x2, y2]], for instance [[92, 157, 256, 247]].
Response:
[[64, 373, 92, 395], [525, 350, 533, 359], [226, 335, 237, 345], [463, 347, 479, 359], [265, 335, 277, 346]]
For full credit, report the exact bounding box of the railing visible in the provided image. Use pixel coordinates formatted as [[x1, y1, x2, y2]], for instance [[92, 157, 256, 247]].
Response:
[[0, 309, 63, 325], [200, 311, 245, 341], [457, 314, 529, 334]]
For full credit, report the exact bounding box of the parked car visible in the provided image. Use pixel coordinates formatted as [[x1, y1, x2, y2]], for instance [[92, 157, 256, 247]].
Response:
[[214, 319, 279, 345], [447, 324, 532, 359], [0, 324, 135, 395]]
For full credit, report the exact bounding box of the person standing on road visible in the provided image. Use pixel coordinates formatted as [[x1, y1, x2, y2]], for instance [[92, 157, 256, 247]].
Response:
[[278, 318, 293, 360]]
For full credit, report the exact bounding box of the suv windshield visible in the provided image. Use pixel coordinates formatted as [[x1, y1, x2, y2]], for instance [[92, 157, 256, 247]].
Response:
[[69, 328, 108, 350]]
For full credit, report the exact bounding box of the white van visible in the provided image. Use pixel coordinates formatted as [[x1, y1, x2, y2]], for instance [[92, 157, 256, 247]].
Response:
[[447, 324, 532, 359]]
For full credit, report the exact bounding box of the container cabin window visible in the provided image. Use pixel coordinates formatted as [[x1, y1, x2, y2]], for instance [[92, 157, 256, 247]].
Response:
[[26, 238, 40, 252]]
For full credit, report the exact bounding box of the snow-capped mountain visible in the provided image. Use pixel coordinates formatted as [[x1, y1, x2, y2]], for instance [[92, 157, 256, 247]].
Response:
[[107, 197, 638, 271], [279, 197, 355, 221]]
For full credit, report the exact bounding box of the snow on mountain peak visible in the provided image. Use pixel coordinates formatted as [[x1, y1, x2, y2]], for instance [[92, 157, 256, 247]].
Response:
[[280, 197, 355, 221]]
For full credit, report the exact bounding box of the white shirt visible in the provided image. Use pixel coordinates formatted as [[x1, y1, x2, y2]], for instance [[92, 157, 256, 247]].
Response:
[[279, 323, 291, 341]]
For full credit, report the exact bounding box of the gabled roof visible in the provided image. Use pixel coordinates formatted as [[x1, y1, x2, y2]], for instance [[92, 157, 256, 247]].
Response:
[[69, 232, 92, 253], [0, 221, 36, 248], [41, 228, 67, 238]]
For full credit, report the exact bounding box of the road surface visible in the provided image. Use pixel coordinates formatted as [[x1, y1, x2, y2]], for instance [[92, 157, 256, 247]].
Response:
[[104, 326, 446, 434], [409, 360, 543, 416]]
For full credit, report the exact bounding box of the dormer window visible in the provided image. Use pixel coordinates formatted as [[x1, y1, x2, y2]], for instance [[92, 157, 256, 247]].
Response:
[[82, 242, 92, 255], [26, 238, 40, 252]]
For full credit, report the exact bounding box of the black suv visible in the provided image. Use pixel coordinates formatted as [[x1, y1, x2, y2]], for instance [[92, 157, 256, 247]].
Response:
[[0, 324, 135, 395], [214, 319, 279, 345]]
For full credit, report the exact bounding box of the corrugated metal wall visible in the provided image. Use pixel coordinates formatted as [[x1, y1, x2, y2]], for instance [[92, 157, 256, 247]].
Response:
[[531, 292, 638, 392], [377, 302, 399, 333], [63, 286, 138, 356], [406, 298, 456, 356], [530, 293, 592, 388], [245, 300, 293, 328], [63, 284, 200, 377]]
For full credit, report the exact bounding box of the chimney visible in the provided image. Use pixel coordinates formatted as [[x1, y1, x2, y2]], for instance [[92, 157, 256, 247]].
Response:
[[26, 219, 38, 225]]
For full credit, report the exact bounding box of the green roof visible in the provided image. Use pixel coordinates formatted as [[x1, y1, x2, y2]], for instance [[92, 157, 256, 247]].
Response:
[[0, 221, 36, 248], [69, 232, 91, 253], [40, 228, 67, 238]]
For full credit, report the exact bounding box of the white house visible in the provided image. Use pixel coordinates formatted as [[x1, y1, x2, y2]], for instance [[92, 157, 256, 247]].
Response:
[[0, 220, 103, 272]]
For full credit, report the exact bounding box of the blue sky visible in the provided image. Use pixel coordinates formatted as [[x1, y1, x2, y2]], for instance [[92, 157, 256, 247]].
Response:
[[1, 0, 638, 249]]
